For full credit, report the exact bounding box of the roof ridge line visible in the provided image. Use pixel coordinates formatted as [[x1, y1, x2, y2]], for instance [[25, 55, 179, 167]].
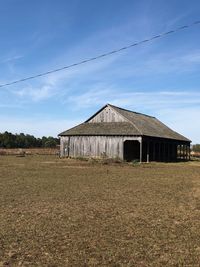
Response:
[[108, 104, 143, 135], [108, 103, 155, 118], [84, 104, 108, 122]]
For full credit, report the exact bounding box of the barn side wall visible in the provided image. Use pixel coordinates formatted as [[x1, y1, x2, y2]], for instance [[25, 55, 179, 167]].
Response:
[[88, 106, 126, 123], [60, 136, 141, 159]]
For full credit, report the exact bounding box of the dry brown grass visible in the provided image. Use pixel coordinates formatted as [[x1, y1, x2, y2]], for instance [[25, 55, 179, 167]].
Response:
[[0, 148, 59, 156], [0, 156, 200, 266]]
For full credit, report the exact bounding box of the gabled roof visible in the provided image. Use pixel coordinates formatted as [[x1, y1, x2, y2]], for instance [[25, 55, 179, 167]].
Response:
[[108, 104, 190, 141], [59, 104, 191, 142]]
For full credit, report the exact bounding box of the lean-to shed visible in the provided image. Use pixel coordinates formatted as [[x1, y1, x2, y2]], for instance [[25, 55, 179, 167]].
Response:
[[59, 104, 191, 162]]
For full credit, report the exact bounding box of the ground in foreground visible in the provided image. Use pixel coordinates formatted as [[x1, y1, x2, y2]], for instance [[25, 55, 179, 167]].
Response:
[[0, 155, 200, 266]]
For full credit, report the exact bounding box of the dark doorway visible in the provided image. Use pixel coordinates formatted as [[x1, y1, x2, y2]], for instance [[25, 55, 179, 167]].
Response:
[[123, 140, 140, 161]]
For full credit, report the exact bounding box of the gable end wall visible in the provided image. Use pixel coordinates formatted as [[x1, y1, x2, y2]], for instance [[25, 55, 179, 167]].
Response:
[[88, 106, 126, 123]]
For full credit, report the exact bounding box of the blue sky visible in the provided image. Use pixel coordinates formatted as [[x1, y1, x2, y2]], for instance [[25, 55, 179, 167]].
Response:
[[0, 0, 200, 143]]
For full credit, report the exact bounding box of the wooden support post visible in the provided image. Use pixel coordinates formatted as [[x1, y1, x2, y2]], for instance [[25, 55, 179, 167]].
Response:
[[171, 144, 173, 161], [153, 142, 155, 161], [168, 143, 171, 162], [165, 143, 168, 162], [147, 141, 149, 163], [184, 145, 186, 160], [186, 145, 188, 160], [188, 145, 190, 160], [167, 143, 170, 161], [171, 143, 174, 162], [189, 145, 191, 160], [167, 143, 169, 162], [185, 145, 187, 160], [140, 139, 142, 163], [177, 144, 179, 160], [67, 137, 70, 157], [178, 144, 180, 160], [175, 143, 178, 161], [163, 142, 166, 162], [160, 143, 162, 162], [172, 144, 175, 161], [187, 145, 190, 160]]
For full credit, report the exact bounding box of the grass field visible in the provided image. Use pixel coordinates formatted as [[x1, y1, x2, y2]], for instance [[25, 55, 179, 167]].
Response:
[[0, 148, 59, 156], [0, 155, 200, 266]]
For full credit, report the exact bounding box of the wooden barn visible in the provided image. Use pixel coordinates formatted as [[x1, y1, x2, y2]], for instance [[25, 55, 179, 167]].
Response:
[[59, 104, 191, 162]]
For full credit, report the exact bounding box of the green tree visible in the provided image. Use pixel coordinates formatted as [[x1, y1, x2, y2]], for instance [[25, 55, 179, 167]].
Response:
[[0, 131, 59, 148], [192, 144, 200, 152]]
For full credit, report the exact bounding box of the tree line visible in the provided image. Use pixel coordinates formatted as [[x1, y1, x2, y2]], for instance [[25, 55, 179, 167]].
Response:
[[192, 144, 200, 153], [0, 132, 59, 148]]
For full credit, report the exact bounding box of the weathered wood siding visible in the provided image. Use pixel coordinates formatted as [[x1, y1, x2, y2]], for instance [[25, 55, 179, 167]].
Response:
[[60, 136, 141, 159], [88, 106, 126, 123]]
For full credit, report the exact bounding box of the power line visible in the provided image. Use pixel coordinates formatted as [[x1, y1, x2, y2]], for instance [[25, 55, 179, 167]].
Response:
[[1, 20, 200, 88]]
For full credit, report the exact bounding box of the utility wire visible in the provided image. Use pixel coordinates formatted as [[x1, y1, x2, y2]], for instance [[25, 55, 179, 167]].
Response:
[[0, 20, 200, 88]]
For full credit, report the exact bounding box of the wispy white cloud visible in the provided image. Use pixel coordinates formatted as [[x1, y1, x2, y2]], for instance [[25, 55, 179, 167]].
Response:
[[105, 50, 200, 79], [11, 53, 120, 102], [66, 88, 200, 110], [8, 50, 194, 105], [6, 13, 158, 102], [150, 50, 200, 73], [67, 85, 114, 109], [12, 47, 200, 104], [6, 12, 200, 105], [0, 55, 23, 64], [15, 85, 55, 102]]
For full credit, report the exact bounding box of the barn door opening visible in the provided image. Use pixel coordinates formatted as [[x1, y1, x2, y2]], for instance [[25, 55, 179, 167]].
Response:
[[123, 140, 140, 161]]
